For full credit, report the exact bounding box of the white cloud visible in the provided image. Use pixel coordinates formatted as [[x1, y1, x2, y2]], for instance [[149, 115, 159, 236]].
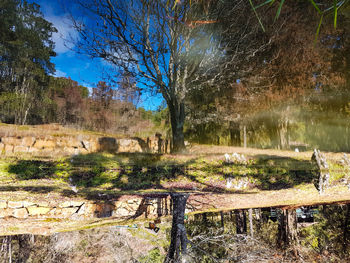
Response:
[[54, 69, 67, 78], [39, 3, 78, 54], [47, 14, 78, 54]]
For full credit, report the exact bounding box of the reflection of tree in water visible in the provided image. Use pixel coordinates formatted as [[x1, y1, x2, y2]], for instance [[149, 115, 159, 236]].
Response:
[[184, 204, 350, 262], [1, 204, 350, 262]]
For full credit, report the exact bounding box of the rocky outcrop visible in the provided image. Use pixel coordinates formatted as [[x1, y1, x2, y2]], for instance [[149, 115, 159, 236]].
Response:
[[0, 196, 195, 220], [0, 134, 170, 156]]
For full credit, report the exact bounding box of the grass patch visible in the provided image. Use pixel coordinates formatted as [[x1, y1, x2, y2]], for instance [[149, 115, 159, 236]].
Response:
[[0, 148, 347, 197], [8, 160, 57, 180]]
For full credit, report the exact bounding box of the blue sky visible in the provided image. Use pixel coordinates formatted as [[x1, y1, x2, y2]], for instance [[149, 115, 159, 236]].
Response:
[[34, 0, 163, 110]]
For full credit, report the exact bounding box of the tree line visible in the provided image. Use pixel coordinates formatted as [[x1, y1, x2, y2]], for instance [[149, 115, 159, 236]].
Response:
[[0, 0, 167, 135]]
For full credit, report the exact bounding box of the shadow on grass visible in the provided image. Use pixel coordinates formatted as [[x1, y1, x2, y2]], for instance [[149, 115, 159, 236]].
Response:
[[5, 152, 317, 197], [252, 154, 315, 190], [7, 160, 57, 180]]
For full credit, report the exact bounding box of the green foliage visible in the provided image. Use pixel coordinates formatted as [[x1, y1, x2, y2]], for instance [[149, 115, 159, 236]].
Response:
[[300, 205, 350, 256], [256, 219, 279, 246], [0, 0, 56, 124]]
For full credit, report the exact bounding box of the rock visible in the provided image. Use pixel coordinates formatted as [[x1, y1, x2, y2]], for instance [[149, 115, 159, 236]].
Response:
[[14, 145, 29, 153], [27, 207, 51, 216], [48, 207, 78, 218], [8, 201, 23, 208], [40, 147, 55, 155], [28, 147, 39, 153], [4, 144, 14, 153], [56, 137, 68, 147], [67, 137, 82, 148], [114, 207, 131, 217], [34, 201, 49, 207], [34, 139, 56, 149], [28, 227, 50, 235], [62, 207, 79, 217], [59, 202, 71, 208], [78, 203, 96, 215], [0, 143, 4, 152], [13, 208, 29, 218], [63, 147, 76, 155], [47, 208, 61, 217], [0, 208, 13, 218], [59, 201, 84, 208], [118, 139, 142, 152], [70, 201, 84, 207], [89, 140, 99, 152], [0, 200, 7, 209], [2, 137, 22, 145], [22, 201, 35, 207], [22, 137, 36, 147]]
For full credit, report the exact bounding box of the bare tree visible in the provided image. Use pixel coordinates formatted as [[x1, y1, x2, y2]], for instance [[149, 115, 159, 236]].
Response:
[[68, 0, 223, 152]]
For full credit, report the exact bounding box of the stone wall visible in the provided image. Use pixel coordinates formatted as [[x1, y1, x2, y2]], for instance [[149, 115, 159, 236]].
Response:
[[0, 134, 170, 156], [0, 196, 194, 220]]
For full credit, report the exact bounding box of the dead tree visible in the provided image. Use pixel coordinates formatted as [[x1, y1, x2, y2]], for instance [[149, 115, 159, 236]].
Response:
[[277, 209, 298, 247], [311, 149, 330, 194], [165, 193, 189, 263]]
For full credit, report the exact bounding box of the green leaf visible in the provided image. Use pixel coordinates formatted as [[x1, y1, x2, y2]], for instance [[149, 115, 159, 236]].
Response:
[[309, 0, 322, 14], [315, 14, 324, 44], [274, 0, 286, 21], [255, 0, 275, 9], [334, 0, 338, 28], [249, 0, 266, 32]]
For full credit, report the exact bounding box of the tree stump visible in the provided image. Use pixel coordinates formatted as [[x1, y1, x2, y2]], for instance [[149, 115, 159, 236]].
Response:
[[311, 149, 330, 194]]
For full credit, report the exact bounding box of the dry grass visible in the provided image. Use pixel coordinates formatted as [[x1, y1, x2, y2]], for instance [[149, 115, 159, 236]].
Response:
[[0, 123, 124, 138]]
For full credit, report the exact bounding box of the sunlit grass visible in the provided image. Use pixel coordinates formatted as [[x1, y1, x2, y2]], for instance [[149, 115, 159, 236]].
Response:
[[0, 148, 347, 199]]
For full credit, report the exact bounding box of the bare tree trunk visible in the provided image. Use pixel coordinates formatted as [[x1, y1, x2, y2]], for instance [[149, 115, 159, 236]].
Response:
[[220, 211, 225, 230], [169, 100, 185, 153], [17, 235, 31, 263], [202, 213, 208, 226], [9, 236, 12, 263], [278, 117, 289, 150], [165, 193, 189, 263], [277, 209, 298, 248], [243, 125, 247, 148], [235, 210, 247, 234], [229, 121, 241, 146], [343, 204, 350, 253], [249, 208, 254, 237]]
